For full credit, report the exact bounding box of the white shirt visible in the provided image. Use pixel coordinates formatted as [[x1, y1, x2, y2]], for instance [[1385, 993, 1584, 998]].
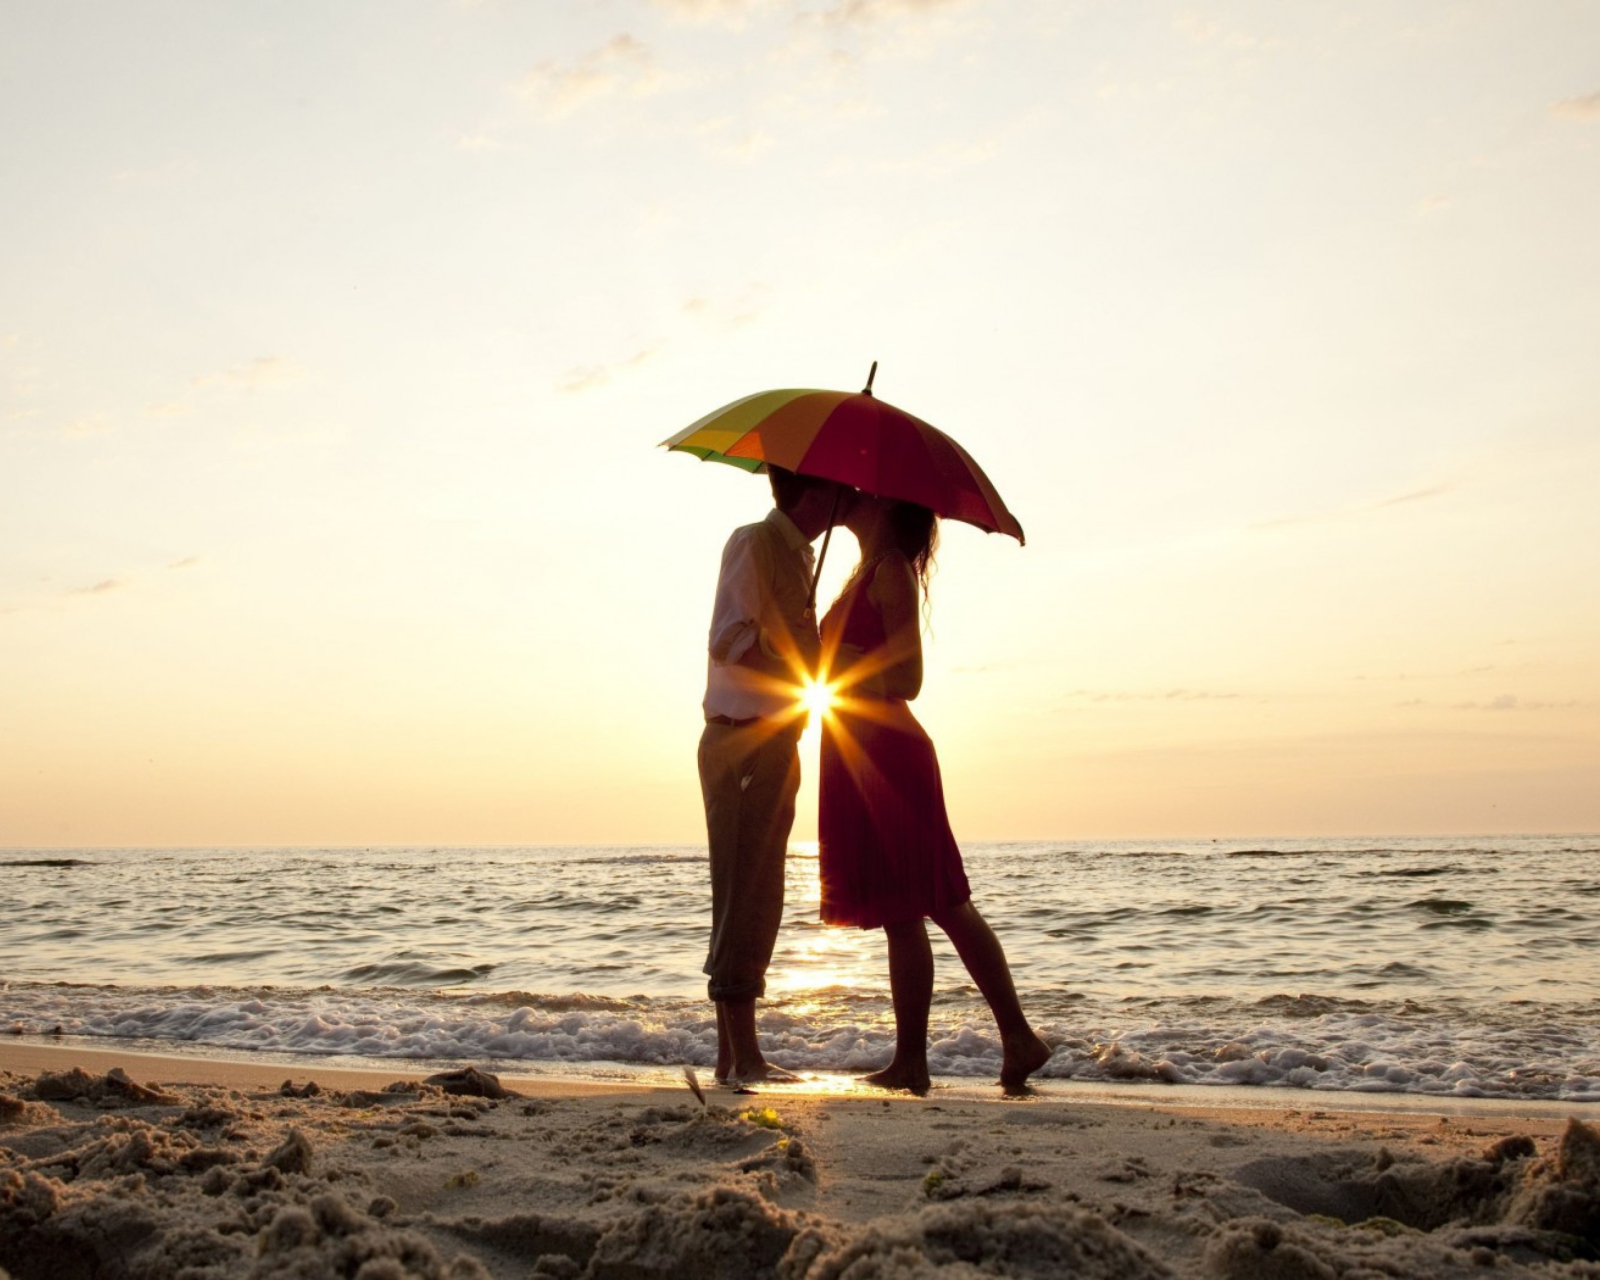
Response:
[[703, 508, 819, 721]]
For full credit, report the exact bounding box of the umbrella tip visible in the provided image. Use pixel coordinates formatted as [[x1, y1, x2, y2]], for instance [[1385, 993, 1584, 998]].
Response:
[[862, 360, 878, 397]]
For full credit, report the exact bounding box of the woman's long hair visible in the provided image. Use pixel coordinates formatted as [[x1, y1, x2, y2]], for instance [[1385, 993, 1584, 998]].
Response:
[[834, 496, 941, 627], [884, 499, 940, 601]]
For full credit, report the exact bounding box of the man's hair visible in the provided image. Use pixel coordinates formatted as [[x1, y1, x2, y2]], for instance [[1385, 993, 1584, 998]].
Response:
[[767, 465, 829, 513]]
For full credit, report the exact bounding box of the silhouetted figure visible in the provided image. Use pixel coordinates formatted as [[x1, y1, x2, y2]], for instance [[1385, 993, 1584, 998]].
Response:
[[699, 466, 840, 1084], [819, 491, 1051, 1095]]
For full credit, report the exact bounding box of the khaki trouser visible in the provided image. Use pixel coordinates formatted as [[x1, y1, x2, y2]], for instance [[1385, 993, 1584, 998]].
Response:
[[699, 718, 802, 1002]]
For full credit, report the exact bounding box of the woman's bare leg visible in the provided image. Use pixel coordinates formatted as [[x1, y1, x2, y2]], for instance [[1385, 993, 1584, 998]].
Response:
[[932, 900, 1052, 1094], [862, 918, 934, 1095]]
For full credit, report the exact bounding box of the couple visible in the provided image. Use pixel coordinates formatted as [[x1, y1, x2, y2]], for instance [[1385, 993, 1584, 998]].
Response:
[[698, 466, 1052, 1095]]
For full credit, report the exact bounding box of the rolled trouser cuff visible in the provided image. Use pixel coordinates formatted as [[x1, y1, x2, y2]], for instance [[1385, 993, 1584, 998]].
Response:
[[706, 976, 767, 1003]]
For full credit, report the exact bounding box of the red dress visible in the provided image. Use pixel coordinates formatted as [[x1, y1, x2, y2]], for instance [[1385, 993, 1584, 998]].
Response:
[[817, 565, 972, 928]]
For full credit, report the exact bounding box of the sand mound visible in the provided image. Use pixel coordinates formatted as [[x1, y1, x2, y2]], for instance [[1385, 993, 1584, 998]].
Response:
[[587, 1183, 803, 1279], [447, 1184, 1171, 1279], [1505, 1117, 1600, 1243], [1, 1130, 485, 1280], [422, 1068, 518, 1100], [439, 1211, 602, 1274], [789, 1199, 1176, 1279], [1235, 1118, 1600, 1241], [252, 1192, 489, 1279], [1217, 1118, 1600, 1275], [0, 1068, 494, 1280], [30, 1067, 177, 1107]]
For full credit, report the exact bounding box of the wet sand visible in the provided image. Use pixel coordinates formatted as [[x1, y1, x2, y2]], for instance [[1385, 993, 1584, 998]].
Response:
[[2, 1043, 1597, 1278]]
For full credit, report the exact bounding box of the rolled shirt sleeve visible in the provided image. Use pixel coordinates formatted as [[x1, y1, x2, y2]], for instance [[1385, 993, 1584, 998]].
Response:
[[707, 525, 772, 666]]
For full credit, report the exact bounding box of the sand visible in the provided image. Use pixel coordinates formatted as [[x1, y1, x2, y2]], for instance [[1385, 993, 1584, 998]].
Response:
[[3, 1044, 1598, 1279]]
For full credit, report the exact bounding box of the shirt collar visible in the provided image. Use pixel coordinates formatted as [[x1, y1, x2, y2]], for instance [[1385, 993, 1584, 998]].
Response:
[[766, 506, 812, 555]]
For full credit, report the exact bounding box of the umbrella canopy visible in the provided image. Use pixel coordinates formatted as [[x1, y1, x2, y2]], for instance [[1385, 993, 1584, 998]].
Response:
[[661, 369, 1024, 544]]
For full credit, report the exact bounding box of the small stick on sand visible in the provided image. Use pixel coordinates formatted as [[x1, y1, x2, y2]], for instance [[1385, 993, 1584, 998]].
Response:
[[682, 1065, 707, 1108]]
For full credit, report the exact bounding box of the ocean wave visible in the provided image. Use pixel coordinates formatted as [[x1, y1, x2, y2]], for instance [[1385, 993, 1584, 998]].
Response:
[[0, 858, 95, 868], [339, 961, 499, 985], [3, 981, 1597, 1102]]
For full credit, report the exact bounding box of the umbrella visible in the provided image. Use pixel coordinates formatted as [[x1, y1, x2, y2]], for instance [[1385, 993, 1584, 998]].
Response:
[[661, 362, 1024, 544], [662, 363, 1024, 609]]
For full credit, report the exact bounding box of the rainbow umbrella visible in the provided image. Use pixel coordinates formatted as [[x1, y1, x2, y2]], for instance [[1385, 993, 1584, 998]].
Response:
[[661, 363, 1025, 545]]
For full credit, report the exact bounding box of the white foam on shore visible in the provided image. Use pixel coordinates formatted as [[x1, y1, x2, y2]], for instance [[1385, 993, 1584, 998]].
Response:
[[4, 981, 1597, 1102]]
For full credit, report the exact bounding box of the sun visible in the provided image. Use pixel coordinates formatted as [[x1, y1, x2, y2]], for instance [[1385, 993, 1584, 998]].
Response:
[[798, 679, 836, 720]]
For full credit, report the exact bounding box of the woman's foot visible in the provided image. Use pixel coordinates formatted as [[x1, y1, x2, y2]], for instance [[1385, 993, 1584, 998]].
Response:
[[999, 1033, 1053, 1096], [861, 1061, 931, 1096]]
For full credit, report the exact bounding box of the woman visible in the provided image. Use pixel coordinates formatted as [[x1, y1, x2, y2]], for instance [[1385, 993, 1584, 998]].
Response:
[[818, 490, 1051, 1095]]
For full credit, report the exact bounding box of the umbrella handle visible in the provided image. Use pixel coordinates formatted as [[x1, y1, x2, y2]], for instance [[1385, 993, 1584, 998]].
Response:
[[807, 486, 843, 617], [807, 359, 872, 615]]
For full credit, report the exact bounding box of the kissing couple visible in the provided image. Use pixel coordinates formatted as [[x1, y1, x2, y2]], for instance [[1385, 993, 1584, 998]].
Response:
[[697, 466, 1052, 1095]]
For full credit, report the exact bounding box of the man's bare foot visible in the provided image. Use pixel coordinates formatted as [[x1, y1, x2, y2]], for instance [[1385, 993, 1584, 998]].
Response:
[[861, 1063, 931, 1096], [999, 1033, 1053, 1096], [723, 1062, 801, 1086]]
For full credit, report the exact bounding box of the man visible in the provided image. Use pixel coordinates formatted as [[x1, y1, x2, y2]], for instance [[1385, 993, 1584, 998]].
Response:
[[700, 465, 840, 1084]]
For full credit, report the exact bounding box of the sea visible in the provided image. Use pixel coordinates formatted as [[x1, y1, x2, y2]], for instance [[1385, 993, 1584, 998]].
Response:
[[2, 837, 1597, 1103]]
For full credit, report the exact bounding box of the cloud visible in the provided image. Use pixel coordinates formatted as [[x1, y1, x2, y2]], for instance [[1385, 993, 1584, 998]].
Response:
[[517, 35, 665, 119], [1173, 11, 1262, 49], [1551, 91, 1600, 122], [1361, 666, 1468, 684], [1370, 484, 1454, 510], [649, 0, 772, 21], [696, 119, 776, 162], [71, 578, 126, 597], [1253, 481, 1455, 530], [1450, 694, 1577, 713], [125, 358, 303, 427], [1397, 693, 1579, 712], [456, 133, 511, 152], [877, 134, 1002, 176], [193, 357, 305, 391], [1249, 510, 1313, 530], [62, 414, 114, 439], [810, 0, 975, 26], [59, 561, 199, 603], [682, 285, 768, 332], [111, 158, 196, 186], [558, 346, 659, 394], [1063, 687, 1245, 704]]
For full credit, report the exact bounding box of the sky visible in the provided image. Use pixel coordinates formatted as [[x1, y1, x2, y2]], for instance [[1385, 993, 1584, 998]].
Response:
[[2, 0, 1598, 847]]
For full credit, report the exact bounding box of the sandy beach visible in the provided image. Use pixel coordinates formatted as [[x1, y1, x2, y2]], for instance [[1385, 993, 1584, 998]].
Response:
[[3, 1043, 1597, 1279]]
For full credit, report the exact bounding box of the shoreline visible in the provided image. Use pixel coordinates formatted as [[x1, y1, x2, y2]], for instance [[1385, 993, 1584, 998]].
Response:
[[2, 1037, 1590, 1120], [0, 1040, 638, 1098], [4, 1041, 1598, 1278]]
